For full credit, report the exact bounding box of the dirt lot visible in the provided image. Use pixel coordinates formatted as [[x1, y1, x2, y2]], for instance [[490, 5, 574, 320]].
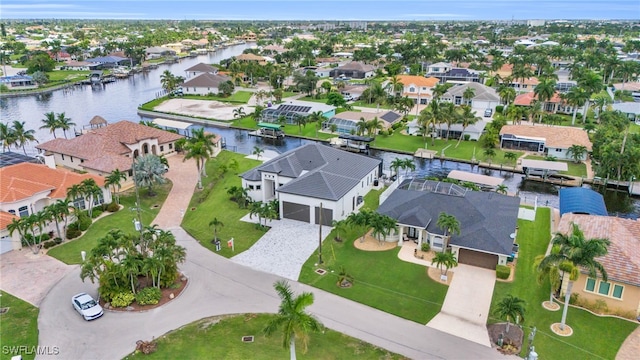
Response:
[[153, 98, 246, 121]]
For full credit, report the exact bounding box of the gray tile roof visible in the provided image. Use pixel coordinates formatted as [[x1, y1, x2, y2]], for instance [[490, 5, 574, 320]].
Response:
[[182, 72, 230, 88], [377, 184, 520, 255], [184, 62, 218, 73], [241, 143, 380, 201], [444, 82, 500, 102]]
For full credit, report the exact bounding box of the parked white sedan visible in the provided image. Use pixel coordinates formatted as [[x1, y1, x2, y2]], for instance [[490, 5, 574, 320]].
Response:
[[72, 293, 104, 321]]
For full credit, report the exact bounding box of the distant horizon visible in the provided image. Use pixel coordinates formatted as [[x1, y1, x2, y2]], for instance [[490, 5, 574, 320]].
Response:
[[1, 0, 639, 21]]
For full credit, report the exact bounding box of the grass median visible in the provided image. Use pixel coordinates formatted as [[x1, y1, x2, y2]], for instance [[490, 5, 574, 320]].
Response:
[[0, 291, 39, 360]]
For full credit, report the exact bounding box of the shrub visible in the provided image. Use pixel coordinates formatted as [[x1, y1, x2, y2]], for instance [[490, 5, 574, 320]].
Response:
[[54, 237, 63, 244], [111, 292, 135, 308], [91, 209, 103, 218], [42, 240, 56, 249], [421, 242, 430, 252], [463, 134, 471, 141], [569, 292, 579, 305], [67, 222, 79, 231], [106, 202, 120, 212], [78, 215, 92, 231], [496, 265, 510, 279], [39, 233, 51, 241], [135, 287, 162, 305], [66, 228, 81, 239], [495, 105, 504, 114]]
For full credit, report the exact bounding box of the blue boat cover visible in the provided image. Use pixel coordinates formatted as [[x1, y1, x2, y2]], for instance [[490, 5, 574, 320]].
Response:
[[559, 188, 607, 216]]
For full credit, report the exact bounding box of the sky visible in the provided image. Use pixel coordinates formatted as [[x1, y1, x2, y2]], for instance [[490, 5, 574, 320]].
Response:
[[0, 0, 638, 21]]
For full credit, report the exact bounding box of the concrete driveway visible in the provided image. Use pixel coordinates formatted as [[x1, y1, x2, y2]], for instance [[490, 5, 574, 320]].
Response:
[[427, 264, 495, 347], [231, 215, 331, 280], [0, 250, 74, 306]]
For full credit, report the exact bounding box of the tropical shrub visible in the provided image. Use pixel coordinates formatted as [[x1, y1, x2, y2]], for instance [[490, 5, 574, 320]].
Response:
[[66, 228, 81, 239], [106, 202, 120, 212], [42, 240, 56, 249], [496, 265, 510, 279], [421, 242, 431, 252], [78, 214, 92, 231], [135, 287, 162, 305], [91, 209, 103, 218], [54, 237, 63, 244], [495, 105, 504, 114], [111, 292, 135, 308]]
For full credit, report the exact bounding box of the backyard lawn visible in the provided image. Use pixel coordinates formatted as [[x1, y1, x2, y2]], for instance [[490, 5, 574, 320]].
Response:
[[0, 291, 39, 360], [523, 155, 588, 178], [489, 207, 638, 359], [181, 151, 268, 257], [374, 132, 523, 166], [124, 314, 406, 360], [47, 182, 172, 265], [298, 188, 448, 324]]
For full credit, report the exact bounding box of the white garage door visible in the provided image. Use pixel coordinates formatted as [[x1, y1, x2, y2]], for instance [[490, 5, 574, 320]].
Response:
[[0, 235, 14, 254]]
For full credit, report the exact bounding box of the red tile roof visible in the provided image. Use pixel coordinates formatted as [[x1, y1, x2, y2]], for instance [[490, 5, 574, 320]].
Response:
[[0, 163, 105, 203], [0, 211, 19, 229], [500, 124, 592, 150], [558, 214, 640, 287], [513, 91, 562, 106]]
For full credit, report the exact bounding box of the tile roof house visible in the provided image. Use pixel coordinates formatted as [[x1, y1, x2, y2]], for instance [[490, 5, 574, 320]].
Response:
[[241, 143, 381, 225], [394, 75, 439, 105], [36, 120, 183, 179], [377, 180, 520, 269], [321, 110, 402, 135], [181, 72, 232, 96], [184, 62, 219, 78], [513, 91, 571, 114], [499, 124, 592, 161], [329, 61, 376, 79], [557, 214, 640, 317], [0, 163, 110, 254]]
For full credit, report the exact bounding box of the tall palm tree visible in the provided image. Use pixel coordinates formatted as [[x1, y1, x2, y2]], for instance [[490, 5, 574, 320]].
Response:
[[40, 111, 59, 139], [355, 117, 368, 136], [264, 280, 323, 360], [534, 78, 557, 122], [561, 87, 589, 125], [7, 218, 34, 254], [11, 120, 38, 155], [0, 122, 16, 152], [534, 250, 562, 306], [105, 169, 128, 204], [577, 70, 603, 123], [462, 87, 475, 106], [440, 102, 457, 141], [431, 251, 458, 276], [80, 178, 102, 218], [401, 158, 415, 176], [537, 222, 610, 331], [208, 217, 224, 241], [183, 141, 209, 189], [436, 212, 460, 249], [386, 75, 404, 97], [566, 144, 587, 164], [56, 112, 76, 139], [389, 157, 404, 180], [346, 210, 372, 243], [160, 70, 177, 94], [494, 295, 526, 333], [456, 106, 480, 147], [52, 199, 73, 240]]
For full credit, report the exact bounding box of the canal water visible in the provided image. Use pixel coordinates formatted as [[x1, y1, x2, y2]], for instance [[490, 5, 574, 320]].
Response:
[[1, 44, 637, 219]]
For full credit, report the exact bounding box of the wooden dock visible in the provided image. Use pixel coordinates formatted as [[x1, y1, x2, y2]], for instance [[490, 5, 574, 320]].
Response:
[[414, 148, 436, 159], [524, 175, 581, 187]]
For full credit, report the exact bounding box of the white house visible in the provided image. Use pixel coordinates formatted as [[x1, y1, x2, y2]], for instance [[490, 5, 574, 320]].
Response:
[[181, 72, 231, 95], [240, 143, 381, 225], [499, 124, 592, 161], [440, 82, 500, 110]]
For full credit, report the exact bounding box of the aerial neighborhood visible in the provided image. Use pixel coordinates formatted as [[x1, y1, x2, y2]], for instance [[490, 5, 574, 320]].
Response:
[[1, 12, 640, 360]]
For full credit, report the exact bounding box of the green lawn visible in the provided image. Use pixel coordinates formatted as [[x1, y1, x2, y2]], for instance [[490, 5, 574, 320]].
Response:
[[630, 122, 639, 134], [374, 132, 523, 165], [298, 188, 448, 324], [0, 291, 39, 360], [489, 207, 638, 359], [281, 91, 298, 98], [523, 155, 587, 177], [124, 314, 406, 360], [351, 100, 393, 110], [47, 182, 172, 264], [298, 95, 330, 104], [181, 151, 269, 257]]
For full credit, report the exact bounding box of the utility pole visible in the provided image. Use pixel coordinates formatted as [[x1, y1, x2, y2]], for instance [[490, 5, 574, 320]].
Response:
[[131, 158, 144, 243]]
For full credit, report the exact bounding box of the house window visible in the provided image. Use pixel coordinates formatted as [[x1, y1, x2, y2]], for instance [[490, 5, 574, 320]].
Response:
[[555, 148, 562, 152], [612, 284, 624, 299], [454, 96, 462, 105], [248, 185, 254, 190], [61, 154, 65, 160], [73, 197, 86, 210], [71, 156, 74, 162], [18, 206, 29, 217], [160, 145, 164, 151], [585, 278, 596, 292], [279, 183, 283, 187], [598, 281, 611, 296], [169, 144, 173, 149], [95, 193, 105, 205], [409, 87, 415, 93], [256, 185, 261, 190], [8, 210, 15, 215]]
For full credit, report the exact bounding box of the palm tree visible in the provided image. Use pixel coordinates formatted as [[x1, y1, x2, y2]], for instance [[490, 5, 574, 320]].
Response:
[[456, 106, 480, 148], [7, 217, 36, 254], [577, 70, 603, 123], [251, 105, 264, 123], [496, 184, 508, 195], [431, 251, 458, 276], [252, 146, 264, 159], [534, 250, 562, 307], [134, 155, 167, 196], [331, 219, 347, 242], [534, 78, 557, 122], [561, 86, 588, 126], [183, 141, 209, 189], [293, 114, 307, 134], [56, 112, 75, 139], [440, 102, 457, 141], [498, 86, 516, 106], [346, 210, 371, 243], [566, 144, 587, 164], [401, 158, 415, 176], [0, 122, 16, 152], [537, 222, 610, 331], [264, 280, 323, 360], [160, 70, 177, 94], [494, 295, 526, 333], [366, 117, 384, 138], [80, 178, 102, 218], [355, 117, 368, 136], [208, 217, 224, 241], [462, 87, 475, 106], [11, 120, 38, 155], [436, 212, 460, 249], [40, 111, 59, 138], [483, 148, 496, 164], [390, 157, 404, 180], [503, 152, 518, 167], [105, 169, 127, 204], [232, 106, 246, 120], [52, 198, 73, 240], [386, 75, 404, 97]]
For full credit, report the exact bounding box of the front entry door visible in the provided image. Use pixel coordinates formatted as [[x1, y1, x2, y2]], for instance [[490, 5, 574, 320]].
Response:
[[408, 227, 417, 238]]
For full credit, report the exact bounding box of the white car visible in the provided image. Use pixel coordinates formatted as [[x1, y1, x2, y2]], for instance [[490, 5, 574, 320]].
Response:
[[72, 293, 104, 321]]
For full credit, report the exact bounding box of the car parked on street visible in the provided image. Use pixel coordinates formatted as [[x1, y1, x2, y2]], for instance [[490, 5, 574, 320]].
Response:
[[72, 293, 104, 321]]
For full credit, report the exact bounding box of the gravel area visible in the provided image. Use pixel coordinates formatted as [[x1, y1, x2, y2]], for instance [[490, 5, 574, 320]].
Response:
[[231, 215, 331, 281], [153, 98, 245, 120]]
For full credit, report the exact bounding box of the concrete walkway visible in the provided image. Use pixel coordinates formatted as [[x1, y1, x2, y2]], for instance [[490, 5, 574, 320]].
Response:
[[617, 325, 640, 360], [427, 264, 495, 347]]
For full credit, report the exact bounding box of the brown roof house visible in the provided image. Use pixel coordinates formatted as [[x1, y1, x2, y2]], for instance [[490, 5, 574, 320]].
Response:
[[557, 214, 640, 318], [0, 163, 109, 254], [184, 62, 219, 78], [181, 72, 232, 96], [36, 120, 183, 185], [499, 124, 592, 161], [329, 61, 376, 79]]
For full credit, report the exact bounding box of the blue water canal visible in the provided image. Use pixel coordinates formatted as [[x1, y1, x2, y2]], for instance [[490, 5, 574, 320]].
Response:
[[1, 44, 637, 219]]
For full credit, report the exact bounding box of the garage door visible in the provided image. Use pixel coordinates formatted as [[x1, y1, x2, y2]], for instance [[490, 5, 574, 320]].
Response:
[[457, 248, 498, 270], [282, 202, 310, 223], [314, 207, 333, 226], [0, 235, 13, 254]]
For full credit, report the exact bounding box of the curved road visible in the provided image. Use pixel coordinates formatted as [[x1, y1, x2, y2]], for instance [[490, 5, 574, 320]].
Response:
[[37, 155, 506, 359]]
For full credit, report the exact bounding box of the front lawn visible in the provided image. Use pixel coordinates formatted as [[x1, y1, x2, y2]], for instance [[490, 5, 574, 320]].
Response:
[[298, 188, 448, 324], [47, 70, 91, 82], [181, 151, 268, 257], [124, 314, 406, 360], [0, 291, 39, 360], [523, 155, 587, 177], [489, 207, 638, 359], [374, 132, 523, 165], [47, 182, 172, 265]]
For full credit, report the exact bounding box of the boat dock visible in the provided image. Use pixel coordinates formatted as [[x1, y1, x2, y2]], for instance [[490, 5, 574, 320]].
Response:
[[329, 134, 373, 154], [414, 148, 436, 159], [248, 122, 285, 139]]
